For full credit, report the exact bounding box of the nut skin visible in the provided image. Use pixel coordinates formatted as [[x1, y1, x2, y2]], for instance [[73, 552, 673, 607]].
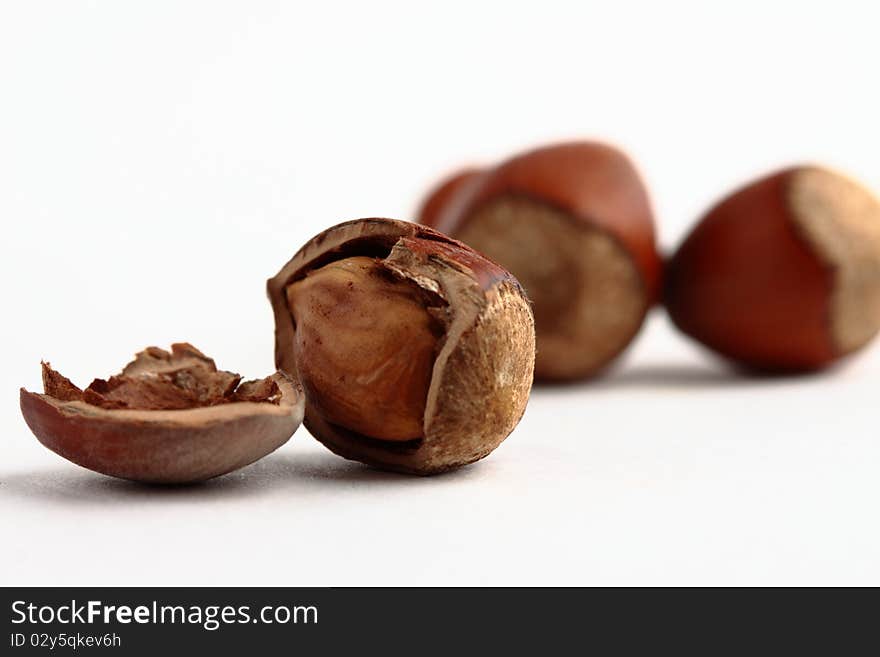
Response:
[[267, 218, 536, 475], [286, 256, 442, 441], [20, 361, 304, 484], [420, 142, 663, 381], [664, 167, 880, 371], [416, 168, 483, 228]]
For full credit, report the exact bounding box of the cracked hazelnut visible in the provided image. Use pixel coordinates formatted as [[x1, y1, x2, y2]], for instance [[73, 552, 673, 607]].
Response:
[[19, 343, 304, 483], [665, 166, 880, 371], [418, 142, 662, 381], [268, 218, 535, 474]]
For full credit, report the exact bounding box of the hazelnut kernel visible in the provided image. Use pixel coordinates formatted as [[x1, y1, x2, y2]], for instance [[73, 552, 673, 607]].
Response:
[[286, 256, 444, 441]]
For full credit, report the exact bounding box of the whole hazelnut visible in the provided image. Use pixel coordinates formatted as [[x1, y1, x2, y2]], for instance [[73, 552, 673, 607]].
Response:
[[665, 166, 880, 371], [418, 142, 662, 381], [267, 218, 535, 474], [20, 343, 304, 483]]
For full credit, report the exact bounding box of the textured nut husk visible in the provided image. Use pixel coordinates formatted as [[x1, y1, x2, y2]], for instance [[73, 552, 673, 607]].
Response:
[[20, 369, 304, 484], [267, 218, 536, 475], [424, 142, 662, 381], [664, 166, 880, 371]]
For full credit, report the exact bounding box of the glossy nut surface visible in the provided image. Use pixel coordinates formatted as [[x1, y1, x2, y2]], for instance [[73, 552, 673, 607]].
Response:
[[416, 168, 483, 228], [665, 166, 880, 371]]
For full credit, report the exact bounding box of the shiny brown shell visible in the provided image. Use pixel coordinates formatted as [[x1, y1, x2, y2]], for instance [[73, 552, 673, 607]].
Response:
[[665, 166, 880, 371], [20, 344, 304, 483]]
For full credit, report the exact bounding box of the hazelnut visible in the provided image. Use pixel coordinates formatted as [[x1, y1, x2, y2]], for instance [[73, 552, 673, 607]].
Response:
[[19, 343, 304, 483], [286, 256, 442, 441], [418, 141, 662, 381], [665, 166, 880, 371], [267, 218, 535, 474]]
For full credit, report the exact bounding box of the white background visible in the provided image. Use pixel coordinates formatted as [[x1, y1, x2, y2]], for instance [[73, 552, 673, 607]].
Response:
[[2, 1, 879, 586]]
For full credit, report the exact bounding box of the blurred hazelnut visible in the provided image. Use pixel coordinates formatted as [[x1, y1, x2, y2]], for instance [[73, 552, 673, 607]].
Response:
[[665, 166, 880, 371], [418, 142, 662, 381]]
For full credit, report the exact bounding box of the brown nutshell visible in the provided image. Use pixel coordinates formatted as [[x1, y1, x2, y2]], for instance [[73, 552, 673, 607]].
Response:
[[416, 168, 483, 229], [20, 343, 304, 483], [664, 166, 880, 371], [418, 141, 662, 381], [267, 218, 536, 475]]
